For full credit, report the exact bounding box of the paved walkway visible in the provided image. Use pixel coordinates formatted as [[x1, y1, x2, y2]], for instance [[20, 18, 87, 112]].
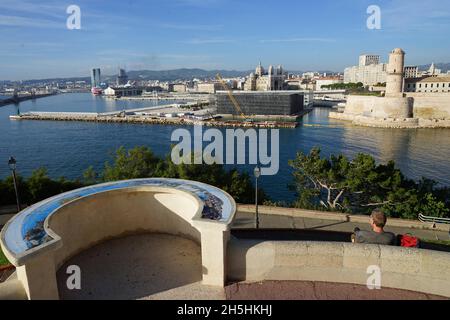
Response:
[[57, 234, 225, 300], [226, 281, 447, 300], [232, 208, 450, 241], [56, 233, 448, 300]]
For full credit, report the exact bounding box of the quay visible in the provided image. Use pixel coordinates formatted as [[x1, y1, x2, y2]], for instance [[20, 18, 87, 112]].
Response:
[[9, 107, 299, 129], [115, 94, 211, 101]]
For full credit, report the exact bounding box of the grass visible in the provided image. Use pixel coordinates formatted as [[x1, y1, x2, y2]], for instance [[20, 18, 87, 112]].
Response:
[[422, 239, 450, 246], [348, 91, 382, 97], [0, 246, 9, 266]]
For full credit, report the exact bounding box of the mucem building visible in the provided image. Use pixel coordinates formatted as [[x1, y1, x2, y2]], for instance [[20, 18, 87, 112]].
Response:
[[215, 91, 304, 116]]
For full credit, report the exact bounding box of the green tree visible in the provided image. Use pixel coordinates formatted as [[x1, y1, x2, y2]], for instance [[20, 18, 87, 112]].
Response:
[[289, 148, 450, 219], [102, 146, 164, 181], [27, 168, 83, 203]]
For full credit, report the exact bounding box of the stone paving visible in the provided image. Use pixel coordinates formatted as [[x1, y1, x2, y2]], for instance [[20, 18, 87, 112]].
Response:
[[57, 234, 224, 300], [225, 281, 447, 300]]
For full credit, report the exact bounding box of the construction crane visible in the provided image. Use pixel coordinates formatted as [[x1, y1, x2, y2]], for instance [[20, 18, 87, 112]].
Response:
[[215, 73, 246, 119]]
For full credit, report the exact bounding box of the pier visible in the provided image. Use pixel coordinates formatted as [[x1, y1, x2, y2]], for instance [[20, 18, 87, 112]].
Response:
[[9, 104, 299, 129]]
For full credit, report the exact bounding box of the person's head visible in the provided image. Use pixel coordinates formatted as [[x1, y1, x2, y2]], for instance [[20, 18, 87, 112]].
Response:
[[370, 209, 387, 231]]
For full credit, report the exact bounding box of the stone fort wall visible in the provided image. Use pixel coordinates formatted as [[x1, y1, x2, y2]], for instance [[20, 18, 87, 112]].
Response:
[[406, 93, 450, 120]]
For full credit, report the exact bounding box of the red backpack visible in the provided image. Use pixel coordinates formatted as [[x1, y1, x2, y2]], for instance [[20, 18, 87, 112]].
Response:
[[399, 234, 420, 248]]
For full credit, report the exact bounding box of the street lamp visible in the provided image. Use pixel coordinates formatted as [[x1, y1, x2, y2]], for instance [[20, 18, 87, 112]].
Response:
[[254, 166, 261, 229], [8, 156, 21, 213]]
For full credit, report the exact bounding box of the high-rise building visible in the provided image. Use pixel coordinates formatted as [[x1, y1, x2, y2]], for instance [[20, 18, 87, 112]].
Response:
[[344, 54, 387, 85], [404, 66, 418, 79], [344, 64, 387, 85], [91, 68, 101, 88], [116, 68, 128, 86], [359, 55, 380, 66]]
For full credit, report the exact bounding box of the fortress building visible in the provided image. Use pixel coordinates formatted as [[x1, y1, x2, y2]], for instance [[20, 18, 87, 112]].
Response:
[[331, 48, 450, 128], [385, 48, 405, 96]]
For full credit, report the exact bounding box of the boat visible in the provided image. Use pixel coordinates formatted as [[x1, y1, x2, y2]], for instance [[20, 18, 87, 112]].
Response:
[[91, 87, 103, 96]]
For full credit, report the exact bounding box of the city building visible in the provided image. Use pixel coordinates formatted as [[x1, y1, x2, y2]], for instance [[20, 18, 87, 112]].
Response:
[[168, 83, 187, 93], [215, 91, 304, 116], [116, 69, 128, 86], [243, 62, 287, 91], [425, 63, 442, 76], [344, 56, 387, 86], [359, 54, 380, 66], [405, 76, 450, 93], [103, 86, 143, 97], [315, 76, 344, 90], [196, 82, 222, 94], [404, 66, 419, 79], [91, 68, 101, 88]]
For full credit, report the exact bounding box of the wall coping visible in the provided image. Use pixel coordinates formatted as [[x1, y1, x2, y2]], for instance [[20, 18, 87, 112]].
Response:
[[237, 205, 450, 232]]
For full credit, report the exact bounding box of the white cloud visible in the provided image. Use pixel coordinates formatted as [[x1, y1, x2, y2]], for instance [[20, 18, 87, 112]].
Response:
[[381, 0, 450, 31], [0, 0, 64, 19], [0, 15, 62, 28]]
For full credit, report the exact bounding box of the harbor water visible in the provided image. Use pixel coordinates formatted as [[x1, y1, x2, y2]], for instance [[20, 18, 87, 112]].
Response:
[[1, 93, 449, 202]]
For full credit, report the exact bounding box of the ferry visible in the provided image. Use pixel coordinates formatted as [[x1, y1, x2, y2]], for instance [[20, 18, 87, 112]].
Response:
[[91, 87, 102, 96]]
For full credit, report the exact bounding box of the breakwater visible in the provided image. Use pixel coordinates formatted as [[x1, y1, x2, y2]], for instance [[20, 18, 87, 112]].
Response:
[[10, 111, 298, 129]]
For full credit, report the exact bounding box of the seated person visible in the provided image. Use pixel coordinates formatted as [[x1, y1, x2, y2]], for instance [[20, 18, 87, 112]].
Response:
[[352, 209, 396, 246]]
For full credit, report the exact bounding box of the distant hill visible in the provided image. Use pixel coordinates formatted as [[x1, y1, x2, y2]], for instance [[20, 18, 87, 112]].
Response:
[[418, 63, 450, 73], [1, 68, 342, 84], [105, 69, 251, 82], [4, 69, 251, 84]]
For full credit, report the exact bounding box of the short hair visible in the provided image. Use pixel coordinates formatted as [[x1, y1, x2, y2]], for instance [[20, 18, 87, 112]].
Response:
[[371, 209, 387, 228]]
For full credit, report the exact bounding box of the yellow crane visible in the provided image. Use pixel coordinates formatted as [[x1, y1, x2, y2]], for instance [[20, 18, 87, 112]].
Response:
[[215, 73, 246, 119]]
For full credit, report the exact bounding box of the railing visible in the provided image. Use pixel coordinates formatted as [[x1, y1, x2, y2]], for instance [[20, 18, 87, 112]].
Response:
[[419, 213, 450, 225]]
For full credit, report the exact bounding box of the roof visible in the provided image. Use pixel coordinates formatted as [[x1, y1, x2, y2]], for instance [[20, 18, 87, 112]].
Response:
[[406, 76, 450, 83]]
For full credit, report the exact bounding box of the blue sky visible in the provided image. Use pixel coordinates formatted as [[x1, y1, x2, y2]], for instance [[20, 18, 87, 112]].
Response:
[[1, 0, 450, 80]]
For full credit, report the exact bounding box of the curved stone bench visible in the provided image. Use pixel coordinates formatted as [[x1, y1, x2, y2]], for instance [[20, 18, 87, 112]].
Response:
[[0, 178, 236, 300], [228, 239, 450, 298]]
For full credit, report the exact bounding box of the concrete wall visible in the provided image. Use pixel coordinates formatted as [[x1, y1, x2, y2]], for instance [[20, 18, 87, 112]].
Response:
[[48, 188, 202, 270], [7, 185, 234, 299], [228, 239, 450, 298]]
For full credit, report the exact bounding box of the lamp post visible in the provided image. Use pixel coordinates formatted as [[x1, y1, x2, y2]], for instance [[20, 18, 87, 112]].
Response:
[[8, 156, 21, 212], [254, 166, 261, 229]]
